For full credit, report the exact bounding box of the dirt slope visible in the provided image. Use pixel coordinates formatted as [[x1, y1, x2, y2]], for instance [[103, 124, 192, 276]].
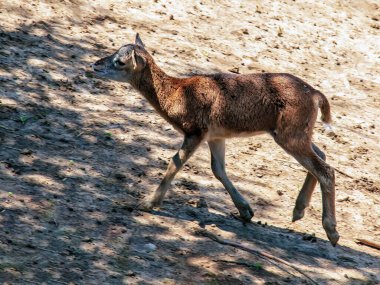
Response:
[[0, 0, 379, 284]]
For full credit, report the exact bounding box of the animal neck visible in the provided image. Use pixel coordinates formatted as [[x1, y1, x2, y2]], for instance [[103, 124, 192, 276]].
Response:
[[131, 58, 178, 112]]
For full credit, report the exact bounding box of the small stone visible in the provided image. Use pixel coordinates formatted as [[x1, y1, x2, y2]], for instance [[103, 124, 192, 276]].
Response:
[[21, 149, 33, 155], [126, 270, 136, 276], [196, 197, 208, 208], [228, 67, 240, 74], [82, 237, 93, 243], [114, 173, 126, 180], [143, 243, 157, 252], [241, 28, 249, 35], [302, 233, 316, 242], [337, 196, 350, 202]]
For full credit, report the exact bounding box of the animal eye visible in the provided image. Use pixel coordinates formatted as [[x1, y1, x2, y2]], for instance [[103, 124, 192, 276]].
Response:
[[114, 59, 125, 67]]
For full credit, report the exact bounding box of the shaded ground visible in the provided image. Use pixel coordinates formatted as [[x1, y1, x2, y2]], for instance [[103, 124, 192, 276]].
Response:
[[0, 0, 379, 284]]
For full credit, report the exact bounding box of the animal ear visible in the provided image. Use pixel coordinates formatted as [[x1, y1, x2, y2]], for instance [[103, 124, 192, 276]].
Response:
[[131, 49, 146, 70], [135, 33, 145, 48]]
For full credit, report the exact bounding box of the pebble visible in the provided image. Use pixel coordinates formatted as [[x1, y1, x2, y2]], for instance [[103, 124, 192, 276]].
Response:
[[228, 67, 240, 74], [143, 243, 157, 252], [126, 270, 136, 276], [337, 196, 350, 202]]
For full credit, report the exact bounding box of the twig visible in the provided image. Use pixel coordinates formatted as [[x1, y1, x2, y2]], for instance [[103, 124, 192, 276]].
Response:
[[3, 145, 22, 151], [258, 153, 354, 179], [18, 272, 68, 284], [195, 229, 318, 285], [356, 239, 380, 250], [0, 124, 15, 131], [212, 259, 293, 274], [17, 277, 41, 285], [334, 167, 354, 179]]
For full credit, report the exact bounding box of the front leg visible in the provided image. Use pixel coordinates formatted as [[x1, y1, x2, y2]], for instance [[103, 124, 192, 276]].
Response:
[[139, 134, 204, 210], [208, 139, 254, 221]]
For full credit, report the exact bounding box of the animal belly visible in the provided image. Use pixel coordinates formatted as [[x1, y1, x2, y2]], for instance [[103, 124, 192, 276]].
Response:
[[206, 127, 266, 140]]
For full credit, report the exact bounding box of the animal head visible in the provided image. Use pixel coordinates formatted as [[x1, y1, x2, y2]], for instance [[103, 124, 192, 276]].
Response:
[[93, 33, 147, 82]]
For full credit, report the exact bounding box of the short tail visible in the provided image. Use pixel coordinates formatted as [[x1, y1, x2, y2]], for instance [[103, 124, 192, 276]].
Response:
[[315, 91, 332, 124]]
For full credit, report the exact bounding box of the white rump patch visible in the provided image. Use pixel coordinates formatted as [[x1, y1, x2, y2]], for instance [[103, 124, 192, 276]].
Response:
[[323, 123, 335, 136]]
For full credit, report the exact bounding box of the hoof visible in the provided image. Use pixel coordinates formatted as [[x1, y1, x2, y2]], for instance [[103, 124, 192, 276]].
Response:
[[292, 208, 305, 222], [327, 231, 340, 246], [238, 204, 254, 222], [323, 219, 340, 246], [138, 199, 161, 212]]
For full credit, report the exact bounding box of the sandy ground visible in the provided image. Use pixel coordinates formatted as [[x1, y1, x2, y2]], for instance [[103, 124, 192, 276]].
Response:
[[0, 0, 379, 284]]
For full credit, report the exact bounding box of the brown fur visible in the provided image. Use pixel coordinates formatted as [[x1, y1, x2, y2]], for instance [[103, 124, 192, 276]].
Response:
[[128, 49, 331, 139], [93, 34, 339, 246]]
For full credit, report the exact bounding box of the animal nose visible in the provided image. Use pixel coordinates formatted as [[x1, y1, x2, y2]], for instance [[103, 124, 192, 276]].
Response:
[[93, 58, 107, 71], [92, 62, 101, 72]]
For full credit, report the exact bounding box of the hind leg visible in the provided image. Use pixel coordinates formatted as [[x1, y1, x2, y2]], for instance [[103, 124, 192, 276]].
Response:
[[292, 143, 326, 222], [274, 136, 339, 245], [298, 153, 339, 245]]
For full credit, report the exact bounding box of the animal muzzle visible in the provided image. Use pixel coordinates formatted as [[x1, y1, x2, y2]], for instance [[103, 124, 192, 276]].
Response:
[[92, 56, 111, 72]]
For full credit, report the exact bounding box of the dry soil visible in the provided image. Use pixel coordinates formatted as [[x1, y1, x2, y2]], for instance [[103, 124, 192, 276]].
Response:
[[0, 1, 379, 284]]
